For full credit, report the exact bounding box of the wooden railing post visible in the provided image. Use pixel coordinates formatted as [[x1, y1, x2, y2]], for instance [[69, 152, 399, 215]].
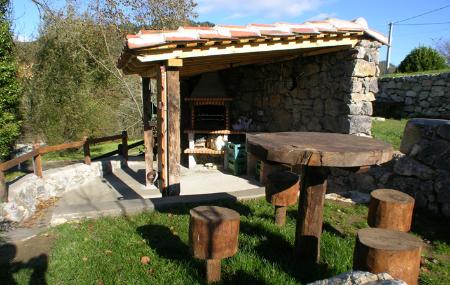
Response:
[[83, 137, 91, 165], [121, 130, 128, 165], [33, 144, 43, 178], [0, 170, 7, 202]]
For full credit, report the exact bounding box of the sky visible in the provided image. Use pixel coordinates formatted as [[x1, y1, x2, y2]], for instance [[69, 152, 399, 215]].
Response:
[[12, 0, 450, 65]]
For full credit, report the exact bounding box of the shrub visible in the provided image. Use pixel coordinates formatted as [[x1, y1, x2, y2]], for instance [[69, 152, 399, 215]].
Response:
[[398, 46, 448, 73], [0, 0, 21, 160]]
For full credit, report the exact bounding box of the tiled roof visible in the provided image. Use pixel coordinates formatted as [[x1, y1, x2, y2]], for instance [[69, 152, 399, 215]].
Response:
[[125, 17, 388, 50]]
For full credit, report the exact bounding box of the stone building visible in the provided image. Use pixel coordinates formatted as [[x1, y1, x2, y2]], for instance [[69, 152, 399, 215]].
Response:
[[117, 17, 387, 194]]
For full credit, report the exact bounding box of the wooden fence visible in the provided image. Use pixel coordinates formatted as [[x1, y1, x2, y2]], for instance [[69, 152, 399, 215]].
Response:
[[0, 131, 144, 201]]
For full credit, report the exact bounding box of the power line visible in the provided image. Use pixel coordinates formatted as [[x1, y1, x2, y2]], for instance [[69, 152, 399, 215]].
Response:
[[396, 21, 450, 26], [394, 4, 450, 24]]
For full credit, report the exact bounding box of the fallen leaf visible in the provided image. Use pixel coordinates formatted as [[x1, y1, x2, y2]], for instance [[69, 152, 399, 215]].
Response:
[[141, 256, 151, 265], [105, 250, 113, 255], [82, 257, 88, 262], [173, 231, 178, 236], [147, 268, 155, 275], [97, 280, 104, 285], [168, 213, 173, 218]]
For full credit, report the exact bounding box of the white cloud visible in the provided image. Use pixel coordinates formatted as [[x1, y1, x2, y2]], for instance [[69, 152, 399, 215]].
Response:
[[307, 12, 337, 21], [197, 0, 329, 22]]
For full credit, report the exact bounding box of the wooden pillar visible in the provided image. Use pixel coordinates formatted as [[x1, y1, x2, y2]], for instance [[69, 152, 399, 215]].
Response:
[[157, 67, 168, 193], [83, 137, 91, 165], [33, 144, 43, 178], [142, 77, 155, 188], [166, 64, 181, 196], [121, 130, 128, 167], [295, 166, 327, 263], [0, 170, 6, 202]]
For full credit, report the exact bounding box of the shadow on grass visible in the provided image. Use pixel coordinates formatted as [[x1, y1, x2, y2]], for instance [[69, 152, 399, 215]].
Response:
[[240, 221, 330, 283], [0, 243, 48, 285], [154, 199, 253, 218]]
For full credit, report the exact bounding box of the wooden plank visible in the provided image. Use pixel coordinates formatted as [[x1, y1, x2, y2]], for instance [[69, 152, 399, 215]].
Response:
[[0, 149, 39, 171], [166, 66, 181, 196], [167, 58, 183, 67], [184, 148, 224, 155], [39, 141, 85, 154], [142, 77, 155, 187], [184, 130, 244, 135], [128, 140, 144, 149], [246, 132, 393, 168], [157, 66, 168, 193], [137, 37, 359, 63]]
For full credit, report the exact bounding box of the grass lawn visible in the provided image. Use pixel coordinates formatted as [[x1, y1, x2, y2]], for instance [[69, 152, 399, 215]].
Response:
[[380, 69, 450, 78], [2, 198, 448, 284], [372, 119, 408, 150]]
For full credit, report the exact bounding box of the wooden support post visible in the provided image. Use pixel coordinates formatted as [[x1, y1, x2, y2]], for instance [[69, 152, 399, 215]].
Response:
[[142, 77, 155, 187], [157, 68, 167, 193], [121, 130, 128, 166], [0, 171, 7, 202], [295, 166, 327, 263], [246, 153, 257, 178], [33, 144, 43, 178], [206, 259, 221, 283], [166, 66, 181, 196], [83, 137, 91, 165]]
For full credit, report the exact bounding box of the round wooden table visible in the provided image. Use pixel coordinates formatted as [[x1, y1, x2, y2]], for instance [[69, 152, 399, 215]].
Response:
[[246, 132, 393, 263]]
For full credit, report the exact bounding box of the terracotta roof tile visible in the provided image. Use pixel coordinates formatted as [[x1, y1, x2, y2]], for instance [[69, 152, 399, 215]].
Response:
[[121, 17, 389, 52]]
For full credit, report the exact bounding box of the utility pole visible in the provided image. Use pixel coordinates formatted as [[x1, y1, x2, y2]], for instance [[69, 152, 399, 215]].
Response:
[[385, 22, 394, 73]]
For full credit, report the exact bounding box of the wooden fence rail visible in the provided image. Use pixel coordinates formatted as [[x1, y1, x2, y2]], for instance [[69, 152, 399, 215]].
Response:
[[0, 131, 136, 202]]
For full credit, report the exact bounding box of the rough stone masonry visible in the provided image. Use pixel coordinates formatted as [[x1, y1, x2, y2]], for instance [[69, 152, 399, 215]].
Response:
[[328, 118, 450, 218], [220, 40, 381, 136], [376, 72, 450, 119]]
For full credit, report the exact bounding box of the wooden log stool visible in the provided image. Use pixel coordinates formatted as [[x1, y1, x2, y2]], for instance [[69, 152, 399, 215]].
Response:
[[265, 171, 300, 226], [189, 206, 240, 283], [353, 228, 423, 285], [368, 189, 415, 232]]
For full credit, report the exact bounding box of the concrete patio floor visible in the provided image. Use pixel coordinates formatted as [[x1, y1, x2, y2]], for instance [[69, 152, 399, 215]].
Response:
[[50, 159, 264, 225]]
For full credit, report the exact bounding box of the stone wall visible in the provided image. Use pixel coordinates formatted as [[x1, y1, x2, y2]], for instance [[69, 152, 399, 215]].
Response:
[[376, 72, 450, 119], [220, 40, 381, 136], [328, 119, 450, 218]]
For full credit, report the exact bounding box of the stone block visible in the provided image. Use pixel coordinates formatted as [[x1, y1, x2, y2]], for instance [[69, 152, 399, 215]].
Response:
[[352, 59, 377, 77], [393, 157, 435, 180], [342, 115, 372, 135], [347, 102, 373, 116]]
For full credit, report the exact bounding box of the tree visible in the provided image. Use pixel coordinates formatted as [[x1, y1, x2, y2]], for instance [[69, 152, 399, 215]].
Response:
[[435, 39, 450, 64], [22, 0, 198, 142], [0, 0, 21, 160], [397, 46, 448, 73]]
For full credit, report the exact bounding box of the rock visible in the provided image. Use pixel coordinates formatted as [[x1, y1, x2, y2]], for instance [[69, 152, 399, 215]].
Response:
[[353, 60, 377, 77], [437, 123, 450, 140], [393, 157, 435, 180], [308, 271, 407, 285], [416, 139, 449, 167]]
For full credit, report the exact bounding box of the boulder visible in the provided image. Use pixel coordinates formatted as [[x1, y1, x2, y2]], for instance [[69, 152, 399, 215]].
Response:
[[308, 271, 406, 285], [393, 157, 435, 180]]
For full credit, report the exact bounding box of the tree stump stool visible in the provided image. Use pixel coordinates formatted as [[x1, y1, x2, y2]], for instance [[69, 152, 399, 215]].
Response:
[[353, 228, 423, 285], [368, 189, 415, 232], [189, 206, 240, 283], [265, 171, 300, 226]]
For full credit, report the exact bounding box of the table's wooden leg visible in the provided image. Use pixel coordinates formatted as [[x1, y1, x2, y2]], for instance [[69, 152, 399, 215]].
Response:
[[294, 166, 328, 263]]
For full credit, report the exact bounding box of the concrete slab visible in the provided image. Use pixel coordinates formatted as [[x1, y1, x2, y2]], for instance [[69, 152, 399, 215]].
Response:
[[52, 159, 263, 225], [51, 187, 265, 225]]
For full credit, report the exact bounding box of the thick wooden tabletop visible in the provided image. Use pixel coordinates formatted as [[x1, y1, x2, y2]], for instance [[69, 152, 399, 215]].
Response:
[[246, 132, 393, 167]]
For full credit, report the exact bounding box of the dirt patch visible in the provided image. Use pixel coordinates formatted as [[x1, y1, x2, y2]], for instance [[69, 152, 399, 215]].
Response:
[[20, 197, 58, 229]]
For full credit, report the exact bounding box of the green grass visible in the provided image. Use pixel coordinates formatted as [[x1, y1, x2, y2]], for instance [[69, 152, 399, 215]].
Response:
[[41, 140, 143, 161], [380, 69, 450, 78], [2, 199, 448, 284], [4, 171, 28, 182], [372, 119, 408, 150]]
